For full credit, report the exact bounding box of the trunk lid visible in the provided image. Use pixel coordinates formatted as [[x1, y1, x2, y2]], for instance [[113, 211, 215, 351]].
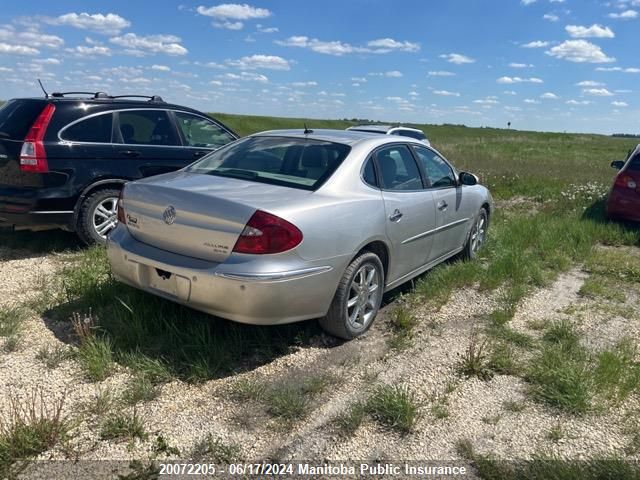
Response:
[[123, 171, 312, 262]]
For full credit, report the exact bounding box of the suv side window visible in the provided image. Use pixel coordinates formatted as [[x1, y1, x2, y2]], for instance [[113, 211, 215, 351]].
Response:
[[376, 145, 423, 191], [61, 113, 113, 143], [413, 146, 457, 188], [175, 112, 235, 148], [118, 110, 178, 146]]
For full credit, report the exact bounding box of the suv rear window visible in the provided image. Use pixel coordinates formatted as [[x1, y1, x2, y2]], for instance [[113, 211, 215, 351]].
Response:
[[0, 100, 46, 140], [186, 136, 351, 191], [628, 151, 640, 171], [393, 129, 426, 140], [61, 113, 113, 143]]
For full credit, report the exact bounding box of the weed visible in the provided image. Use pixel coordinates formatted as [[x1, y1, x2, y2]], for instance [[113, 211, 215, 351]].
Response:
[[122, 375, 160, 405], [388, 304, 419, 350], [592, 339, 640, 403], [334, 403, 366, 437], [100, 409, 147, 442], [84, 387, 116, 417], [0, 306, 27, 337], [118, 352, 173, 384], [488, 343, 520, 376], [265, 385, 308, 421], [3, 335, 20, 353], [481, 414, 501, 425], [457, 328, 492, 380], [192, 434, 241, 463], [77, 337, 114, 381], [431, 403, 449, 419], [365, 384, 420, 433], [547, 423, 564, 442], [36, 345, 73, 369], [230, 378, 266, 401], [153, 435, 180, 457], [502, 400, 526, 413], [579, 276, 626, 302]]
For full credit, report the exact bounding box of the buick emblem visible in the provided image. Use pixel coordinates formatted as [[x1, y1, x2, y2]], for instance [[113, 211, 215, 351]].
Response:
[[163, 205, 176, 225]]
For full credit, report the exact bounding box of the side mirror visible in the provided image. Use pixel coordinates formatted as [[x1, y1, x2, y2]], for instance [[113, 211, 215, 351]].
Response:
[[459, 171, 478, 186], [611, 160, 625, 170]]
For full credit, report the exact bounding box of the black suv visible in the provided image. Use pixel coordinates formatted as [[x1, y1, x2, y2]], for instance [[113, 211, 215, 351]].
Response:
[[0, 92, 238, 244]]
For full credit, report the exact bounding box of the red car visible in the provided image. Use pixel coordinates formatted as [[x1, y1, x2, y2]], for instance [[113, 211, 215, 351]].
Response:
[[607, 144, 640, 222]]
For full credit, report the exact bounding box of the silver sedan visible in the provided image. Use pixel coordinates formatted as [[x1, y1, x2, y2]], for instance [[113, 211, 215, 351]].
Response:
[[107, 129, 492, 339]]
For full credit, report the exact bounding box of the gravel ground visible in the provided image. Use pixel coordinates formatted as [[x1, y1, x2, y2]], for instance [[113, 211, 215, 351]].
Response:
[[1, 240, 640, 478]]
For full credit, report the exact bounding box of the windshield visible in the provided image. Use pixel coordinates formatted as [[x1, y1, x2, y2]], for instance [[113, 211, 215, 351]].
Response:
[[186, 136, 351, 191]]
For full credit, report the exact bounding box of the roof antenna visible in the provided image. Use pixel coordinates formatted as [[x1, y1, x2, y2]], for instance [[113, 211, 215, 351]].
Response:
[[37, 79, 49, 98], [303, 123, 313, 134]]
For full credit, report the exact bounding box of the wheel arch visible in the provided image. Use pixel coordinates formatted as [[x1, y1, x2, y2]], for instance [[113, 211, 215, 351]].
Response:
[[72, 178, 128, 226], [352, 239, 390, 283]]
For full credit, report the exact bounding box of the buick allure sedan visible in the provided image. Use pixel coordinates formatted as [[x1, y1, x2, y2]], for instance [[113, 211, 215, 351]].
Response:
[[107, 129, 492, 339]]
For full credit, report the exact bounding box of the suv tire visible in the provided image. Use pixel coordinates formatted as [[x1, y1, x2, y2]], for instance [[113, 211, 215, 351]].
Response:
[[77, 188, 121, 245]]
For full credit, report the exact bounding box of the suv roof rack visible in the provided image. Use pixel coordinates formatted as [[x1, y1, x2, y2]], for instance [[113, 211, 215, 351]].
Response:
[[48, 92, 164, 102]]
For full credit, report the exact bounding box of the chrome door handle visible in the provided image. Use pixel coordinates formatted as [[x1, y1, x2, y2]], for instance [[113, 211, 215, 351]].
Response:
[[437, 201, 448, 211], [389, 209, 403, 222]]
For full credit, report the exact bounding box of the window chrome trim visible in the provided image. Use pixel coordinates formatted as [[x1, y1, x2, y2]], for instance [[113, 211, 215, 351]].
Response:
[[401, 217, 470, 245], [57, 108, 236, 148]]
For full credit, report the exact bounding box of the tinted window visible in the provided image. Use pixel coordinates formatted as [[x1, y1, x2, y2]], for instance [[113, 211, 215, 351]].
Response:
[[396, 129, 427, 140], [175, 112, 235, 148], [0, 100, 46, 140], [61, 113, 113, 143], [628, 152, 640, 171], [362, 157, 378, 187], [414, 146, 457, 188], [118, 110, 178, 146], [376, 145, 423, 191], [186, 136, 351, 191]]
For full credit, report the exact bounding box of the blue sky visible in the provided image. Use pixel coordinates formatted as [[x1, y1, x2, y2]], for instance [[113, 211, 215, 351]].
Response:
[[0, 0, 638, 134]]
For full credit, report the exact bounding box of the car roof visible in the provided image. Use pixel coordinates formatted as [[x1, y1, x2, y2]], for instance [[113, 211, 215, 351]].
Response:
[[253, 128, 425, 146], [347, 124, 424, 134], [15, 96, 203, 113]]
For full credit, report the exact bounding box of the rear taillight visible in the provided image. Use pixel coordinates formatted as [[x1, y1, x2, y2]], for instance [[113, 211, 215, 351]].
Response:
[[232, 210, 303, 254], [20, 103, 55, 173], [117, 189, 126, 224], [615, 174, 638, 190]]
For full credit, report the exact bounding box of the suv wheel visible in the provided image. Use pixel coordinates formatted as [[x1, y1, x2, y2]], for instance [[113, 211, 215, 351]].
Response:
[[319, 252, 384, 339], [77, 188, 121, 245]]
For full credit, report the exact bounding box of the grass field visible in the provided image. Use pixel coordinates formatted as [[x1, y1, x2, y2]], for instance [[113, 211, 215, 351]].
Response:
[[2, 113, 640, 478]]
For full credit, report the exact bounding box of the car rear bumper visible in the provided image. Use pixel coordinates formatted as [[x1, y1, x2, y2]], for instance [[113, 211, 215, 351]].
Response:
[[606, 187, 640, 222], [0, 210, 74, 230], [106, 225, 349, 325]]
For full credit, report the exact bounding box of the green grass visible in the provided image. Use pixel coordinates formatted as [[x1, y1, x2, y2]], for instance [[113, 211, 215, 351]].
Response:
[[579, 276, 626, 302], [36, 345, 73, 369], [76, 336, 114, 381], [100, 409, 147, 443], [192, 434, 242, 463], [121, 375, 160, 406], [502, 400, 527, 413], [0, 306, 27, 338], [365, 384, 420, 434], [457, 329, 492, 381], [388, 303, 420, 350], [334, 402, 367, 437]]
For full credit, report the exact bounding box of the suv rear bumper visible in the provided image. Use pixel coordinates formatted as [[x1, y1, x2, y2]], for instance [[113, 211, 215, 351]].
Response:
[[0, 210, 74, 230]]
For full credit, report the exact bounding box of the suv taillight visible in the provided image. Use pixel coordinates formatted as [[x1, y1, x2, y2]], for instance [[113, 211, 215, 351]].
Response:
[[232, 210, 303, 254], [117, 189, 126, 224], [20, 103, 55, 173], [615, 174, 638, 190]]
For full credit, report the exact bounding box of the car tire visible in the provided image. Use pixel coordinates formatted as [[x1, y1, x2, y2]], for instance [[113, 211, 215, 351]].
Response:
[[461, 207, 488, 260], [77, 188, 121, 246], [319, 252, 384, 340]]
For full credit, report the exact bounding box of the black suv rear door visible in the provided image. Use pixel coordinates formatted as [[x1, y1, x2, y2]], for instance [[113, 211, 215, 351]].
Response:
[[113, 109, 190, 177]]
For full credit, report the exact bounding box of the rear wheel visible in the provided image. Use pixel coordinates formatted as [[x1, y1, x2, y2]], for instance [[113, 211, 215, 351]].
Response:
[[319, 252, 384, 340], [77, 188, 121, 245], [461, 208, 488, 260]]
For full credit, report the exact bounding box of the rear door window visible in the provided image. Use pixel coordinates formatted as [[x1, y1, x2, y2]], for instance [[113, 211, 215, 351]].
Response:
[[118, 110, 179, 146], [174, 112, 235, 148], [0, 100, 46, 140], [61, 113, 113, 143]]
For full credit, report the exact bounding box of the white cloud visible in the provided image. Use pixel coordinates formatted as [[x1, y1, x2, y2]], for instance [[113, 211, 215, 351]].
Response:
[[576, 80, 603, 87], [275, 36, 419, 55], [0, 27, 64, 49], [521, 0, 537, 5], [0, 42, 39, 55], [540, 92, 560, 99], [509, 62, 534, 68], [566, 100, 592, 105], [351, 76, 366, 82], [366, 38, 419, 53], [612, 101, 629, 107], [214, 21, 244, 30], [497, 76, 543, 84], [65, 45, 111, 56], [34, 57, 61, 65], [608, 10, 638, 19], [583, 87, 614, 96], [369, 70, 403, 77], [151, 64, 170, 71], [543, 13, 559, 21], [503, 90, 517, 95], [221, 71, 268, 82], [226, 54, 290, 70], [546, 40, 615, 63], [433, 90, 460, 96], [524, 98, 540, 104], [290, 81, 317, 87], [595, 66, 640, 73], [565, 24, 615, 38], [473, 96, 500, 105], [47, 12, 131, 35], [196, 4, 272, 20], [256, 24, 278, 33], [439, 53, 475, 64], [110, 33, 188, 55], [522, 40, 549, 48], [428, 70, 456, 76]]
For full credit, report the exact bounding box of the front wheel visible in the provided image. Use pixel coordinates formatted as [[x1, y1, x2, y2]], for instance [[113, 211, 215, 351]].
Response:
[[319, 252, 384, 340], [77, 188, 121, 245], [461, 208, 488, 260]]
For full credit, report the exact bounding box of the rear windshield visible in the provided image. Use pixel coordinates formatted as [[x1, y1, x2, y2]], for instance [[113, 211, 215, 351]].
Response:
[[394, 129, 427, 140], [628, 151, 640, 171], [0, 100, 46, 140], [186, 136, 351, 191]]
